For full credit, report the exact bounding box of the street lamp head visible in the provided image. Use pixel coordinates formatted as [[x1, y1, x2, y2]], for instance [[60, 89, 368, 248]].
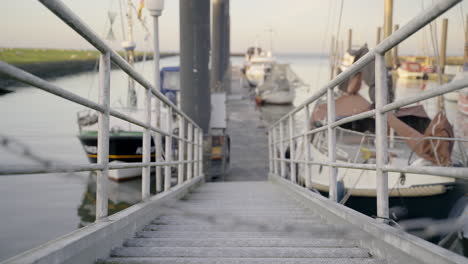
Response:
[[146, 0, 165, 16]]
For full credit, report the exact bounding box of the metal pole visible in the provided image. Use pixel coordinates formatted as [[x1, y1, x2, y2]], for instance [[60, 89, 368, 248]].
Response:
[[440, 18, 448, 73], [279, 121, 286, 177], [289, 115, 296, 183], [384, 0, 394, 68], [327, 88, 337, 202], [376, 27, 382, 46], [142, 69, 152, 200], [187, 123, 193, 179], [164, 107, 173, 191], [375, 54, 389, 220], [96, 52, 110, 221], [348, 28, 352, 51], [304, 104, 312, 188], [178, 116, 185, 185], [152, 15, 163, 193]]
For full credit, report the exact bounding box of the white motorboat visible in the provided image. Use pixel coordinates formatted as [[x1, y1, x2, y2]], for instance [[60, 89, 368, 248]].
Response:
[[243, 46, 276, 87]]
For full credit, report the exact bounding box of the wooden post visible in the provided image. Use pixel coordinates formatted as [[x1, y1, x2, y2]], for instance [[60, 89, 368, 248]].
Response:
[[392, 24, 400, 68], [376, 27, 382, 46], [384, 0, 393, 68], [440, 18, 448, 73], [348, 28, 353, 51]]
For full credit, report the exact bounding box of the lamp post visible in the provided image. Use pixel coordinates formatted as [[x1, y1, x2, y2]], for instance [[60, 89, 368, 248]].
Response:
[[147, 0, 165, 193]]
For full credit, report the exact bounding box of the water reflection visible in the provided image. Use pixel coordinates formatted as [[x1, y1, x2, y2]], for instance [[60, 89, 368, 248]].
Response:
[[77, 173, 157, 227]]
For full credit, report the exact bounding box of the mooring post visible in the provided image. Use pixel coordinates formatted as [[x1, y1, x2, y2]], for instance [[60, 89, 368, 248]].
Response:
[[384, 0, 394, 68], [392, 24, 400, 68], [148, 0, 165, 193], [304, 104, 312, 188], [376, 27, 382, 46], [289, 115, 296, 183], [375, 53, 389, 220], [327, 88, 337, 202], [96, 52, 110, 221]]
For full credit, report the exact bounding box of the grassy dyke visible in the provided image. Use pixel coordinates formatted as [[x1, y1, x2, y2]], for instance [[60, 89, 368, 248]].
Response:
[[0, 48, 177, 88]]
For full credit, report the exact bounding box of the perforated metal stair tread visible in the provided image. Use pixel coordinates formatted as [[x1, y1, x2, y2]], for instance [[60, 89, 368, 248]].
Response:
[[99, 182, 384, 264]]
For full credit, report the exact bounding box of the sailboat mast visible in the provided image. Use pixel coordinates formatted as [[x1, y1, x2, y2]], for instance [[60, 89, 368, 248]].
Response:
[[123, 0, 137, 108]]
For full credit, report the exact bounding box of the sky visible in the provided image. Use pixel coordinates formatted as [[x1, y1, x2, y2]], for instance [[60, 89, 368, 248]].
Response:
[[0, 0, 466, 56]]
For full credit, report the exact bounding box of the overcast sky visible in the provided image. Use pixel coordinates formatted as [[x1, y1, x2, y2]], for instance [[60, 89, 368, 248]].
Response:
[[1, 0, 466, 55]]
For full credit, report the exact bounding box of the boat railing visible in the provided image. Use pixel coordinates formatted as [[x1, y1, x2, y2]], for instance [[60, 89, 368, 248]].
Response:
[[0, 0, 204, 221], [268, 0, 468, 221]]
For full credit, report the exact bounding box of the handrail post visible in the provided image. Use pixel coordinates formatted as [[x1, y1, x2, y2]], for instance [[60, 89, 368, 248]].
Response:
[[193, 128, 199, 177], [268, 130, 273, 174], [280, 121, 285, 177], [273, 126, 279, 175], [304, 104, 312, 188], [96, 52, 110, 221], [327, 87, 337, 202], [289, 114, 296, 183], [142, 80, 152, 200], [178, 116, 185, 185], [164, 107, 173, 191], [375, 53, 389, 220], [187, 123, 193, 179], [155, 106, 163, 193], [199, 130, 203, 176]]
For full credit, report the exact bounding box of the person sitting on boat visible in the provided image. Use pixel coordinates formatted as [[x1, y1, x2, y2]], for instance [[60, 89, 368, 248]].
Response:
[[337, 44, 394, 107]]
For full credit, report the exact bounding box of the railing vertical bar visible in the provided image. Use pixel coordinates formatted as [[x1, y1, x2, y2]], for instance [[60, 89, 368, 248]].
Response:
[[199, 131, 203, 176], [142, 71, 152, 200], [304, 104, 312, 188], [273, 127, 279, 175], [280, 121, 285, 177], [187, 122, 193, 179], [289, 114, 296, 183], [375, 53, 389, 220], [178, 116, 185, 185], [96, 52, 110, 221], [164, 107, 173, 191], [268, 130, 273, 173], [327, 88, 337, 202], [155, 104, 163, 193], [193, 128, 199, 177]]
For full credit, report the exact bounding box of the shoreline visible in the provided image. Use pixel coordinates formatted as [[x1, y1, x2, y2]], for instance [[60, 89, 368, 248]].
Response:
[[0, 53, 176, 89]]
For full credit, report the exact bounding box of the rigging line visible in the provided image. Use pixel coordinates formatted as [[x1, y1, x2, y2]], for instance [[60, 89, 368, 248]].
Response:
[[314, 0, 334, 90], [118, 0, 127, 43], [333, 0, 345, 78]]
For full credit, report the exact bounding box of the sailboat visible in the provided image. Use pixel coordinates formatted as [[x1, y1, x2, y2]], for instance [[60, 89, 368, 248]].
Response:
[[77, 0, 170, 181]]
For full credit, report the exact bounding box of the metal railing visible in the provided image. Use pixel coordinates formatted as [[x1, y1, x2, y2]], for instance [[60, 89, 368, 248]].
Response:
[[0, 0, 203, 220], [268, 0, 468, 220]]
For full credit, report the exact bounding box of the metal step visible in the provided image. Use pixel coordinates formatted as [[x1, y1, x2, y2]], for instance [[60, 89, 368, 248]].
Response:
[[123, 238, 357, 248], [110, 246, 371, 258], [100, 257, 386, 264]]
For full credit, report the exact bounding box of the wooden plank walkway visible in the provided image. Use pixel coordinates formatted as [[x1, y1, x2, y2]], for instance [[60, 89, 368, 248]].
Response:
[[100, 182, 384, 264]]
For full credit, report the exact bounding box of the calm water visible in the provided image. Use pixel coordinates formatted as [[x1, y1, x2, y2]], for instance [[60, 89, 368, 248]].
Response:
[[0, 54, 466, 260]]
